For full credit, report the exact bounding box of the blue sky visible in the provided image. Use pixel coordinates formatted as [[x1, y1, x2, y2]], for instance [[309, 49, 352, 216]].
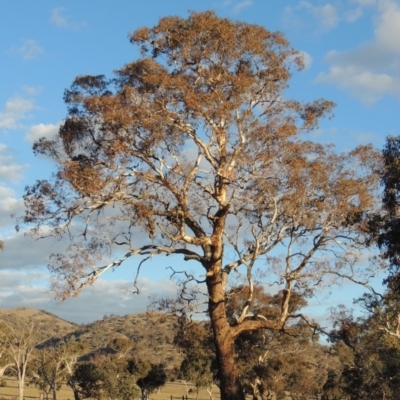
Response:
[[1, 0, 399, 324]]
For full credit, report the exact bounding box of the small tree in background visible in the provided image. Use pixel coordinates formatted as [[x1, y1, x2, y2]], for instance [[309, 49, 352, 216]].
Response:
[[31, 339, 87, 400], [128, 358, 167, 400], [71, 354, 139, 400], [0, 332, 14, 380], [0, 319, 47, 400], [329, 293, 400, 400]]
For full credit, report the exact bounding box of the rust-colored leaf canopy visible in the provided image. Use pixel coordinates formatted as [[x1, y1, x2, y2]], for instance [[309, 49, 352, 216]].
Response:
[[22, 11, 380, 308]]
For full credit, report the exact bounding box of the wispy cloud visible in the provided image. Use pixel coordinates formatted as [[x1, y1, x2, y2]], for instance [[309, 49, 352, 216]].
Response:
[[50, 7, 68, 27], [306, 2, 339, 30], [25, 122, 60, 144], [0, 144, 27, 183], [232, 0, 253, 14], [21, 85, 43, 96], [283, 0, 379, 33], [220, 0, 253, 14], [344, 7, 364, 22], [298, 51, 313, 70], [345, 0, 377, 22], [0, 96, 35, 129], [284, 2, 339, 32], [356, 132, 377, 143], [0, 184, 15, 199], [351, 0, 377, 6], [14, 39, 44, 61], [0, 272, 178, 324], [50, 7, 85, 30]]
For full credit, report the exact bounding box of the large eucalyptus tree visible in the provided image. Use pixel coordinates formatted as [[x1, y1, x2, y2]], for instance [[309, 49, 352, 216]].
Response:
[[21, 11, 380, 400]]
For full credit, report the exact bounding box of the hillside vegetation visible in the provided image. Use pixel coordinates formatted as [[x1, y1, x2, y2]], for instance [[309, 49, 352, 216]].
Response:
[[0, 308, 182, 368], [0, 308, 77, 341], [64, 312, 182, 367]]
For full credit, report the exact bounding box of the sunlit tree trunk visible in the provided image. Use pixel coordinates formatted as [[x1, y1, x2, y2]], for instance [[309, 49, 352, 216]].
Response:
[[52, 385, 57, 400], [66, 377, 81, 400], [17, 364, 27, 400], [207, 270, 245, 400]]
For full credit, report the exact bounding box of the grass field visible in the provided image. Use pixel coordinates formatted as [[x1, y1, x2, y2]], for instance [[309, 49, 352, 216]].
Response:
[[0, 377, 220, 400], [0, 377, 70, 400]]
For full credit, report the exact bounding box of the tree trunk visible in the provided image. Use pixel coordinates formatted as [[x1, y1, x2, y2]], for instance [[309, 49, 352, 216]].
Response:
[[206, 385, 214, 400], [72, 390, 80, 400], [18, 362, 29, 400], [207, 271, 245, 400], [18, 375, 24, 400], [66, 377, 81, 400]]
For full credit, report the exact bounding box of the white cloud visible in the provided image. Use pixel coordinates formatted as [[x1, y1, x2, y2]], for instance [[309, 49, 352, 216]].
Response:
[[316, 66, 400, 104], [375, 0, 400, 54], [221, 0, 253, 14], [0, 96, 35, 129], [0, 183, 23, 234], [14, 39, 44, 61], [50, 7, 85, 30], [50, 7, 68, 27], [283, 2, 339, 32], [351, 0, 377, 6], [57, 277, 179, 323], [356, 132, 377, 143], [344, 7, 364, 22], [346, 0, 377, 21], [0, 164, 26, 184], [0, 269, 179, 324], [25, 122, 60, 143], [0, 198, 23, 229], [316, 0, 400, 104], [21, 85, 43, 96], [299, 51, 313, 70], [0, 144, 27, 183], [0, 196, 23, 214], [232, 0, 253, 14], [0, 203, 189, 323], [0, 228, 70, 269], [0, 185, 15, 199], [283, 0, 378, 30], [310, 3, 339, 30]]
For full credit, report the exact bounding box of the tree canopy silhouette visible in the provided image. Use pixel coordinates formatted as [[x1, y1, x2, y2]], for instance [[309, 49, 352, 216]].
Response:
[[368, 136, 400, 292]]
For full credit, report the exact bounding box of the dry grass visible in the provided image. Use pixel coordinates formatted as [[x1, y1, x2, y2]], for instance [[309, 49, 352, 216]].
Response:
[[0, 308, 77, 341], [0, 378, 220, 400], [0, 377, 73, 400], [152, 382, 220, 400]]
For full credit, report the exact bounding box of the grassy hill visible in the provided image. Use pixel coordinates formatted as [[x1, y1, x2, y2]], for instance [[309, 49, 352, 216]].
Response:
[[64, 311, 181, 366], [0, 308, 182, 369], [0, 307, 77, 340]]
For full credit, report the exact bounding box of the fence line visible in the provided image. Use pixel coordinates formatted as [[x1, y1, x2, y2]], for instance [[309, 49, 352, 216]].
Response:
[[170, 396, 210, 400]]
